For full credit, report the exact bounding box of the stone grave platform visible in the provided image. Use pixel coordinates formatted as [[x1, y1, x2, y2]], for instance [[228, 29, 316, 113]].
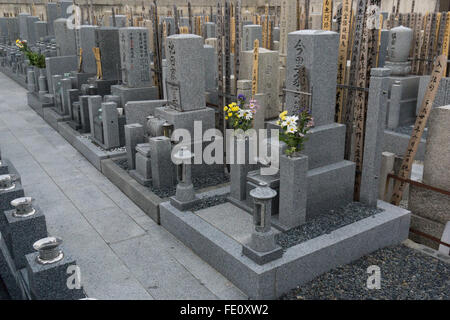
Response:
[[26, 92, 53, 117], [160, 197, 411, 299], [42, 107, 71, 131], [101, 157, 230, 224]]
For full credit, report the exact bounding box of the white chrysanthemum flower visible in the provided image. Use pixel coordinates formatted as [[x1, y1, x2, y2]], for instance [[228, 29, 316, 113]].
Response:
[[287, 125, 297, 134], [284, 116, 299, 127], [244, 111, 253, 120]]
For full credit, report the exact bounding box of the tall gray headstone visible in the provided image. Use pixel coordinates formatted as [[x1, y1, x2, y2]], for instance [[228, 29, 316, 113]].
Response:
[[242, 25, 262, 51], [46, 2, 58, 36], [95, 27, 121, 81], [54, 18, 77, 56], [286, 30, 339, 127], [78, 25, 98, 74], [119, 27, 153, 88], [165, 34, 205, 111]]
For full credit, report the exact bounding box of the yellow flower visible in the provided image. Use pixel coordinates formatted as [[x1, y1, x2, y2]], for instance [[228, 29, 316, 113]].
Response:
[[225, 117, 229, 120], [232, 106, 239, 112], [228, 112, 232, 117], [224, 106, 228, 111]]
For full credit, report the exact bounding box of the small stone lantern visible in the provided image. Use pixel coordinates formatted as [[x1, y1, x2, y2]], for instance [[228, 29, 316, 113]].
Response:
[[33, 237, 64, 265], [242, 182, 283, 265], [170, 147, 200, 211], [11, 197, 36, 218]]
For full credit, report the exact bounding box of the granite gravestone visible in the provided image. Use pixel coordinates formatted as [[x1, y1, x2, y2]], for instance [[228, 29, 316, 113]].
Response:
[[54, 18, 77, 56], [94, 27, 122, 81], [242, 25, 262, 51]]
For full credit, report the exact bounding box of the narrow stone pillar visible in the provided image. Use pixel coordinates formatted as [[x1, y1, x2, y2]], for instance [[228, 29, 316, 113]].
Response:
[[360, 68, 391, 207], [124, 124, 145, 170], [279, 154, 308, 229], [387, 81, 402, 130], [149, 136, 175, 189]]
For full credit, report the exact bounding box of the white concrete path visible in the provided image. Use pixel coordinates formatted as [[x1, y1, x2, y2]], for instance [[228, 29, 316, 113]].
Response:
[[0, 72, 246, 300]]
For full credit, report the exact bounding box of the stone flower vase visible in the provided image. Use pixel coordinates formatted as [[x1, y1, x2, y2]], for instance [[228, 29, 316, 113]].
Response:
[[279, 152, 309, 229]]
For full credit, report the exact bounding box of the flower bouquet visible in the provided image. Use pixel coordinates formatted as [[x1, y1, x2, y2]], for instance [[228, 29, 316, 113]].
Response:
[[224, 94, 259, 132], [16, 39, 46, 69], [277, 108, 314, 156]]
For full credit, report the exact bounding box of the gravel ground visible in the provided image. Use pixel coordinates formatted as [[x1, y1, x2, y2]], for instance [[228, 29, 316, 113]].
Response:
[[150, 171, 229, 198], [80, 135, 126, 153], [281, 245, 450, 300], [393, 125, 428, 140], [113, 159, 230, 198], [114, 157, 128, 171], [276, 203, 383, 250], [191, 194, 229, 211]]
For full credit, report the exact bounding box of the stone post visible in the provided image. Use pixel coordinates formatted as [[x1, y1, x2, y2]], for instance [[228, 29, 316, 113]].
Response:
[[387, 80, 402, 130], [101, 102, 120, 149], [242, 182, 283, 265], [279, 154, 308, 229], [26, 237, 85, 300], [360, 68, 391, 207], [149, 136, 176, 189], [0, 174, 25, 250], [124, 124, 145, 170], [27, 69, 36, 92], [4, 197, 47, 269], [87, 95, 102, 136]]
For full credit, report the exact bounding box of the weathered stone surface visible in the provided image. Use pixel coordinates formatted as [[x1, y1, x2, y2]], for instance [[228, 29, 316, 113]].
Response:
[[360, 68, 391, 207], [119, 27, 153, 88], [124, 123, 145, 171], [279, 154, 308, 229], [285, 30, 339, 126], [423, 106, 450, 190], [95, 27, 121, 81], [240, 48, 279, 119], [242, 25, 262, 51], [54, 18, 77, 56], [165, 34, 205, 111], [78, 25, 98, 74]]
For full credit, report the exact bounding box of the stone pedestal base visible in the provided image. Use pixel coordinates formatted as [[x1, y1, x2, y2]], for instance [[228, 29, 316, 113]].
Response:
[[155, 106, 215, 137], [385, 61, 412, 76], [25, 250, 85, 300], [242, 230, 283, 265], [170, 194, 200, 212], [0, 232, 24, 300], [129, 170, 151, 187], [4, 207, 47, 269], [111, 84, 159, 107]]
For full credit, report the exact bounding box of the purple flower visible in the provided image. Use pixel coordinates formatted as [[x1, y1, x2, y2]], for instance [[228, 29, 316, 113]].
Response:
[[237, 94, 246, 101]]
